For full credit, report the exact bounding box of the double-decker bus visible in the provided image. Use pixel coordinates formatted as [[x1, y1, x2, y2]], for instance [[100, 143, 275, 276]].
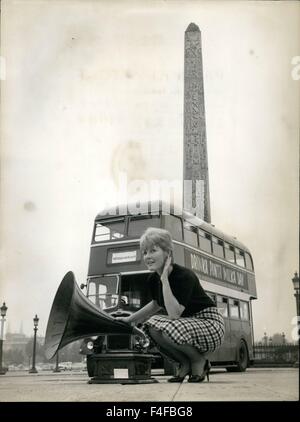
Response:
[[81, 201, 257, 374]]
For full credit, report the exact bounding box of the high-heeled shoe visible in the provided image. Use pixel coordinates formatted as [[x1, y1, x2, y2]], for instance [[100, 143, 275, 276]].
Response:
[[167, 375, 187, 383], [188, 360, 211, 383], [167, 361, 191, 383]]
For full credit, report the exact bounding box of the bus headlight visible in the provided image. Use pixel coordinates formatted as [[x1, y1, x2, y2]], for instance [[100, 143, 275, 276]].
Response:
[[86, 341, 94, 350]]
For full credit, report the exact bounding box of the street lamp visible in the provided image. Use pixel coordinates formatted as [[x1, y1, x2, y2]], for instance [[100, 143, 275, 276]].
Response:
[[29, 314, 39, 374], [0, 302, 8, 375], [53, 352, 61, 373], [292, 271, 299, 317]]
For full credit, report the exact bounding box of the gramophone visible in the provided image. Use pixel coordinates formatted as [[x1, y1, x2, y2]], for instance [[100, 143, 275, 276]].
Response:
[[44, 271, 158, 384]]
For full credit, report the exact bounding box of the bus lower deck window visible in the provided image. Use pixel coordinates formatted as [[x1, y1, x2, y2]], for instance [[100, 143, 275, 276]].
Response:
[[229, 299, 240, 318], [240, 301, 249, 320], [217, 296, 228, 317]]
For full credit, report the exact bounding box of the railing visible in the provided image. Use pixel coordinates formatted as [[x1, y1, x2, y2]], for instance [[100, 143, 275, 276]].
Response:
[[253, 343, 299, 365]]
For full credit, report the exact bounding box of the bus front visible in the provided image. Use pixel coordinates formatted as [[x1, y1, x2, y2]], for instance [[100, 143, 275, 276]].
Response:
[[80, 211, 162, 362]]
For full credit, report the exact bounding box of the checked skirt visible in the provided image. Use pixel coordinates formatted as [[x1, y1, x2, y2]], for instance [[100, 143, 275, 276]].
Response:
[[143, 306, 225, 355]]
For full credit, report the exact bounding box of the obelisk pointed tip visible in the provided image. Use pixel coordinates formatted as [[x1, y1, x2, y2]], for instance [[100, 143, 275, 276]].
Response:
[[186, 23, 200, 32]]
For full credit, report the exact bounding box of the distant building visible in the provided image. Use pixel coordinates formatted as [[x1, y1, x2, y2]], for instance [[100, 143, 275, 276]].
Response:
[[4, 332, 44, 355], [4, 332, 28, 353]]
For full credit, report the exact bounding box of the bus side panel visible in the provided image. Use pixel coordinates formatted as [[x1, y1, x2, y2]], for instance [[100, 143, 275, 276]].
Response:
[[228, 317, 243, 359], [210, 317, 232, 362], [241, 320, 253, 360], [181, 246, 237, 363], [247, 273, 257, 299], [88, 246, 107, 276]]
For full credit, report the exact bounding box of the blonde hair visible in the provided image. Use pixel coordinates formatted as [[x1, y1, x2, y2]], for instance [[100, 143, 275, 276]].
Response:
[[140, 227, 174, 260]]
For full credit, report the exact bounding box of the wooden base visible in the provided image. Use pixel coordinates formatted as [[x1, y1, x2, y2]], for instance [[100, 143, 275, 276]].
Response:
[[88, 377, 158, 384], [87, 351, 158, 384]]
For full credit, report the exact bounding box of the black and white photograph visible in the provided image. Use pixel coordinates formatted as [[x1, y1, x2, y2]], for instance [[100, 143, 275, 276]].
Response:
[[0, 0, 299, 407]]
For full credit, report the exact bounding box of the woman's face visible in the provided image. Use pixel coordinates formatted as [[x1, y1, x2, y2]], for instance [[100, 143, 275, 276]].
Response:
[[143, 244, 168, 273]]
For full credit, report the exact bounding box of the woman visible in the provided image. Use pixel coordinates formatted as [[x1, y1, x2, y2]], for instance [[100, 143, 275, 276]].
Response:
[[116, 227, 225, 383]]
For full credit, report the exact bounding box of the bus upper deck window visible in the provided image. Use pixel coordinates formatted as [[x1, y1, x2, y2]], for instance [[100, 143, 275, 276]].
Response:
[[183, 221, 198, 247], [198, 229, 212, 253], [164, 215, 183, 241], [128, 215, 160, 237], [225, 243, 235, 263], [235, 248, 245, 267], [245, 252, 254, 270], [94, 218, 125, 242], [212, 236, 225, 259]]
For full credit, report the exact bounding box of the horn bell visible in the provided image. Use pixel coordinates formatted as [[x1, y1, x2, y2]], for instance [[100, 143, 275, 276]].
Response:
[[44, 271, 136, 360]]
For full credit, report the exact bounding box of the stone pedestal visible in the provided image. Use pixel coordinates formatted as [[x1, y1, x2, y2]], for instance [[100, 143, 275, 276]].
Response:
[[87, 352, 158, 384]]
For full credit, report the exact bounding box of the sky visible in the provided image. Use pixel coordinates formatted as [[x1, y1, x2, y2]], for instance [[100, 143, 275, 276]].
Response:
[[0, 0, 299, 342]]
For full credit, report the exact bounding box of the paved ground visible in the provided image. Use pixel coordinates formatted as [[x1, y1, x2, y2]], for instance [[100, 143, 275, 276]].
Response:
[[0, 367, 298, 402]]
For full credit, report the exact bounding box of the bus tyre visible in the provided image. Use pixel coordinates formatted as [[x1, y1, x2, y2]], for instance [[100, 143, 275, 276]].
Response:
[[227, 340, 249, 372]]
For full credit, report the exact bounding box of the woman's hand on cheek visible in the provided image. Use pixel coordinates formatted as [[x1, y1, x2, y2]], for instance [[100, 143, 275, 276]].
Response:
[[161, 255, 172, 283]]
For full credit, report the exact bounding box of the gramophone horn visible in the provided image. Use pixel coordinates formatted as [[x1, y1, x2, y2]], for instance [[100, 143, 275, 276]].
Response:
[[44, 271, 147, 360]]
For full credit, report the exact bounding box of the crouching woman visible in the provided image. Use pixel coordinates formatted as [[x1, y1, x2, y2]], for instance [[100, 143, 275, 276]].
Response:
[[115, 227, 225, 383]]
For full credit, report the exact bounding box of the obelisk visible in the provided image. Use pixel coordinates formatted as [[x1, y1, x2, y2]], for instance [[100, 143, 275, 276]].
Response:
[[183, 23, 211, 223]]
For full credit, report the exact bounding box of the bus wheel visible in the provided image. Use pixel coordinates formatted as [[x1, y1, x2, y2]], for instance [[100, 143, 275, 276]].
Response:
[[227, 340, 249, 372]]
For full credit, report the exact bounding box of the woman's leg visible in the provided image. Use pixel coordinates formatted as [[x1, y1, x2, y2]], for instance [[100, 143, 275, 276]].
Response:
[[160, 332, 207, 376], [148, 327, 190, 376]]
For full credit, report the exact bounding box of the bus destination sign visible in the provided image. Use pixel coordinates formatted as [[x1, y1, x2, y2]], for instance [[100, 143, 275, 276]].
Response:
[[106, 247, 142, 265]]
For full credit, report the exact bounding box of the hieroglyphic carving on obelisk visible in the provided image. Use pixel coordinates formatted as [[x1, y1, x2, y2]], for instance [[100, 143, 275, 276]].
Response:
[[183, 23, 211, 223]]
